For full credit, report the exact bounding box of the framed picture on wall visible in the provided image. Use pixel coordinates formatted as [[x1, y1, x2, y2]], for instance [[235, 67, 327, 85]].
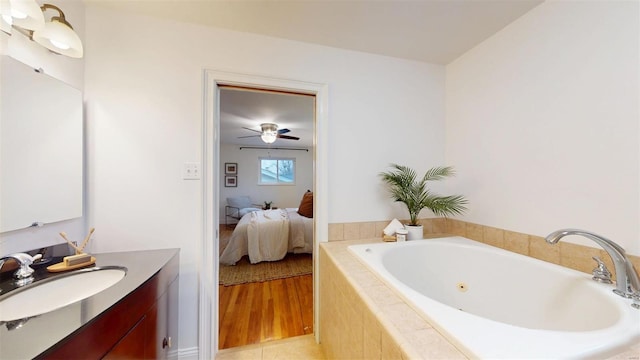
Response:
[[225, 176, 237, 187], [225, 163, 237, 175]]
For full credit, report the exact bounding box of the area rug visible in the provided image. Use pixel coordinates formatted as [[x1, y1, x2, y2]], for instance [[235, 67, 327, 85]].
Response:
[[219, 253, 312, 286]]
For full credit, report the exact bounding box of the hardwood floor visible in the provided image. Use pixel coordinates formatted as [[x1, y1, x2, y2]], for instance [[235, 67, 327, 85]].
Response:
[[218, 274, 314, 349], [218, 225, 313, 350]]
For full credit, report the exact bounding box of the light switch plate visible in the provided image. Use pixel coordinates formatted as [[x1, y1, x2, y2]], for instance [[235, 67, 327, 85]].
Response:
[[183, 162, 200, 180]]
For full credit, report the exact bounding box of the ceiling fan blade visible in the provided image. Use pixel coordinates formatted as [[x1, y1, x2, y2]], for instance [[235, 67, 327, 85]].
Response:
[[277, 134, 300, 140], [238, 135, 260, 138], [241, 126, 262, 134], [277, 128, 291, 134]]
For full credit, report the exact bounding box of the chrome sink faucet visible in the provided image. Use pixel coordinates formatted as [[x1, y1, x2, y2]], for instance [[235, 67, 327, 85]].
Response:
[[0, 253, 42, 286], [545, 229, 640, 304]]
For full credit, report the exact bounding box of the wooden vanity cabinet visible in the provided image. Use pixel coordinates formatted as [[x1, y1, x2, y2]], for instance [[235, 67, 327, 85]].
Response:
[[37, 255, 179, 360]]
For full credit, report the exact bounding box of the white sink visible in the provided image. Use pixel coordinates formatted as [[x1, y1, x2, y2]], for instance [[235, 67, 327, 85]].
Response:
[[0, 266, 126, 321]]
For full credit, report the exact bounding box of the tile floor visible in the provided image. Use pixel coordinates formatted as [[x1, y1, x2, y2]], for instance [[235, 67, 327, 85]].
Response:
[[215, 334, 325, 360]]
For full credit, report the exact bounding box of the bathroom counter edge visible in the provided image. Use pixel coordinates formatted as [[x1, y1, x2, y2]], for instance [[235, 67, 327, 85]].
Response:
[[0, 248, 180, 359]]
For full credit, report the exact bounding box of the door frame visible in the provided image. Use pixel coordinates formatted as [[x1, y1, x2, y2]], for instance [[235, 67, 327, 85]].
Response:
[[200, 69, 328, 359]]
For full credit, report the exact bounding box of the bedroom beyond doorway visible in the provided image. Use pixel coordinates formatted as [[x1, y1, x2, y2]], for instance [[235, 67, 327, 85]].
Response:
[[217, 86, 316, 350]]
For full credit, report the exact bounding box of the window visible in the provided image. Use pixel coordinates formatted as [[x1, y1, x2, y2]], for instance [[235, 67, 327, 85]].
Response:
[[259, 157, 295, 184]]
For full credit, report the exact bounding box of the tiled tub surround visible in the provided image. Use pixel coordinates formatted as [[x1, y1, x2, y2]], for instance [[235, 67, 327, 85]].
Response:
[[328, 218, 640, 281], [319, 239, 640, 360], [319, 240, 467, 359]]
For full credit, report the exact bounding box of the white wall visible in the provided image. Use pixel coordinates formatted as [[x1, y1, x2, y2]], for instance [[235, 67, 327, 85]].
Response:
[[5, 0, 638, 356], [446, 0, 640, 254], [219, 144, 313, 222], [84, 5, 446, 353], [0, 0, 85, 255]]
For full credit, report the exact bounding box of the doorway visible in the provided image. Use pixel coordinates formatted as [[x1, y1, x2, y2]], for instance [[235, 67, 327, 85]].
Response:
[[200, 70, 328, 359], [217, 86, 315, 348]]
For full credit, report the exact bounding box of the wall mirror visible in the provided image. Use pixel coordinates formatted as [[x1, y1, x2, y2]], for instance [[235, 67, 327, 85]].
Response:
[[0, 55, 83, 232]]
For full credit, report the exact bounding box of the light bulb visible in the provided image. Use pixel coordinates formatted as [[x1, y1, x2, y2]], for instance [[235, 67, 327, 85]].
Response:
[[5, 0, 43, 30], [32, 18, 83, 58], [261, 132, 277, 144], [49, 38, 70, 50], [11, 8, 26, 18], [1, 13, 12, 25]]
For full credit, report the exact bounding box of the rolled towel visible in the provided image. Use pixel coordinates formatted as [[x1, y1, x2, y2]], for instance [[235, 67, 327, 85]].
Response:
[[383, 218, 405, 236]]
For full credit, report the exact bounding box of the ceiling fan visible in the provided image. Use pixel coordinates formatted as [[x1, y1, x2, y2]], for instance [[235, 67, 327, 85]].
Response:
[[238, 123, 300, 144]]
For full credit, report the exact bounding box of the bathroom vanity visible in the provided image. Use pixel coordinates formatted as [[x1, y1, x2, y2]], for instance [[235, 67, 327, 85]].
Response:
[[0, 248, 179, 359]]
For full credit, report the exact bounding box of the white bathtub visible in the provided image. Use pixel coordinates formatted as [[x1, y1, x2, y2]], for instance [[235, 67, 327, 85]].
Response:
[[348, 236, 640, 359]]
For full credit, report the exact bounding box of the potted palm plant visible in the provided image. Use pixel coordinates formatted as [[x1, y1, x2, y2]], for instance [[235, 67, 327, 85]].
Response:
[[380, 164, 468, 240]]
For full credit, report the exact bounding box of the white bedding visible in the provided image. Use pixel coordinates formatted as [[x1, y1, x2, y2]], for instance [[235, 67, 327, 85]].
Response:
[[220, 208, 313, 265]]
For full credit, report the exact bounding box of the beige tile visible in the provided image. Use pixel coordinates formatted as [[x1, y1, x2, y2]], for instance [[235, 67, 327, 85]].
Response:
[[344, 222, 360, 240], [341, 309, 364, 358], [400, 345, 423, 360], [216, 347, 262, 360], [349, 269, 385, 288], [381, 330, 402, 360], [529, 235, 560, 264], [359, 222, 376, 239], [262, 335, 325, 360], [331, 250, 356, 267], [559, 241, 602, 274], [334, 251, 368, 274], [504, 231, 529, 256], [465, 223, 483, 242], [431, 218, 446, 234], [375, 221, 389, 238], [363, 284, 404, 307], [342, 283, 365, 314], [446, 219, 467, 237], [482, 226, 504, 248], [382, 303, 430, 334], [403, 328, 467, 359], [328, 223, 344, 241], [363, 310, 382, 360]]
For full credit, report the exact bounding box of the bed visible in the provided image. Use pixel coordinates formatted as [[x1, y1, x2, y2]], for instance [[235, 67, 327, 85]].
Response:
[[220, 208, 314, 265]]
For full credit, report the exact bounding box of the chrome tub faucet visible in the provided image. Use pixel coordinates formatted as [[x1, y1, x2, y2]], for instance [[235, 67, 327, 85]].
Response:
[[545, 229, 640, 308]]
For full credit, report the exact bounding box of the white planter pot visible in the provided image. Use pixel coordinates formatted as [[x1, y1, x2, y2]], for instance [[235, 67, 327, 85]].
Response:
[[405, 225, 423, 240]]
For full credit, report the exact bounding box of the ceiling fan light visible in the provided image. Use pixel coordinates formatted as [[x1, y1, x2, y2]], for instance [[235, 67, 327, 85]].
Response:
[[260, 123, 278, 144], [261, 132, 277, 144]]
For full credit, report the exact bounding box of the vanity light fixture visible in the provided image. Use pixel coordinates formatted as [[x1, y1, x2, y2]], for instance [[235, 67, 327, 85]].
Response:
[[1, 1, 83, 58], [32, 4, 82, 58], [0, 0, 11, 33], [260, 123, 278, 144], [0, 0, 44, 32]]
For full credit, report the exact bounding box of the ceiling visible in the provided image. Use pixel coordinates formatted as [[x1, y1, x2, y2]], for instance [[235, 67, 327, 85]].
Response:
[[220, 88, 315, 148], [90, 0, 543, 65], [90, 0, 544, 147]]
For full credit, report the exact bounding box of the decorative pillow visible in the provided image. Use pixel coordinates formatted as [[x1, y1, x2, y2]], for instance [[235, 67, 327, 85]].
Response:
[[297, 191, 313, 218], [227, 196, 252, 209]]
